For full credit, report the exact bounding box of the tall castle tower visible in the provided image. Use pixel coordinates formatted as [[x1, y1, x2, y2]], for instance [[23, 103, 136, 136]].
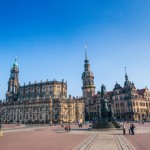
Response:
[[6, 57, 20, 101], [82, 48, 95, 98]]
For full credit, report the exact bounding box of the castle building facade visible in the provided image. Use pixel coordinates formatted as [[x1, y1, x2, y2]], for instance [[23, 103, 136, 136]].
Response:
[[0, 58, 84, 124], [81, 52, 150, 122], [112, 71, 150, 121]]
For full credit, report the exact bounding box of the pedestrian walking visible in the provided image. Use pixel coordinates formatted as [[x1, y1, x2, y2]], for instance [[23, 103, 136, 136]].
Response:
[[76, 121, 78, 126], [130, 123, 135, 135], [64, 124, 68, 132], [78, 122, 80, 128], [123, 122, 126, 135], [127, 122, 131, 134], [68, 124, 71, 132]]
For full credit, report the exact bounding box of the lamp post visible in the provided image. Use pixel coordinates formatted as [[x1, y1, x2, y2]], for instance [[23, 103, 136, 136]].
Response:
[[97, 105, 100, 123], [68, 106, 70, 124], [62, 114, 64, 124], [0, 108, 3, 130], [88, 99, 91, 122], [49, 98, 52, 125], [23, 104, 26, 124]]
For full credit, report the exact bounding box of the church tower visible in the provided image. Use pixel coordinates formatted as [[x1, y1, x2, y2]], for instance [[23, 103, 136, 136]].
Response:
[[6, 57, 20, 101], [82, 48, 95, 98]]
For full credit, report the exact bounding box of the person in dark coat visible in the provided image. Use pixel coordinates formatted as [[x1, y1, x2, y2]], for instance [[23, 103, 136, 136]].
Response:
[[130, 123, 135, 135], [64, 124, 68, 132]]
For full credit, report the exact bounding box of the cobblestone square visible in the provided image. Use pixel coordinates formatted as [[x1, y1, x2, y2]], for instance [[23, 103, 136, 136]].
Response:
[[0, 123, 150, 150]]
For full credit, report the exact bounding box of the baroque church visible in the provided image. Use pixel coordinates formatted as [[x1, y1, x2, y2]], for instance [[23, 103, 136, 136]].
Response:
[[0, 58, 84, 124]]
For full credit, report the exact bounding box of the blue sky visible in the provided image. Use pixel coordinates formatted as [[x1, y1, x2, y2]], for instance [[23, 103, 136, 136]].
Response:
[[1, 0, 150, 99]]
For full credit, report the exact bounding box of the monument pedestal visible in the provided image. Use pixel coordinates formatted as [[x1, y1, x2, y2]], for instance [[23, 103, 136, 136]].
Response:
[[92, 84, 120, 129], [93, 120, 120, 129]]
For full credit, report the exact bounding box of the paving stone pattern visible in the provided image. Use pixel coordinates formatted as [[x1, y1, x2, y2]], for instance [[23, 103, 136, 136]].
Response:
[[0, 123, 150, 150], [0, 126, 89, 150]]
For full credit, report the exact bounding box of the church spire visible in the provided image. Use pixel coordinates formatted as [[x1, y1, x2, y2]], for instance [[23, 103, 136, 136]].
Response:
[[85, 45, 88, 60], [84, 45, 90, 71], [124, 67, 132, 87], [13, 56, 18, 68], [125, 67, 128, 81]]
